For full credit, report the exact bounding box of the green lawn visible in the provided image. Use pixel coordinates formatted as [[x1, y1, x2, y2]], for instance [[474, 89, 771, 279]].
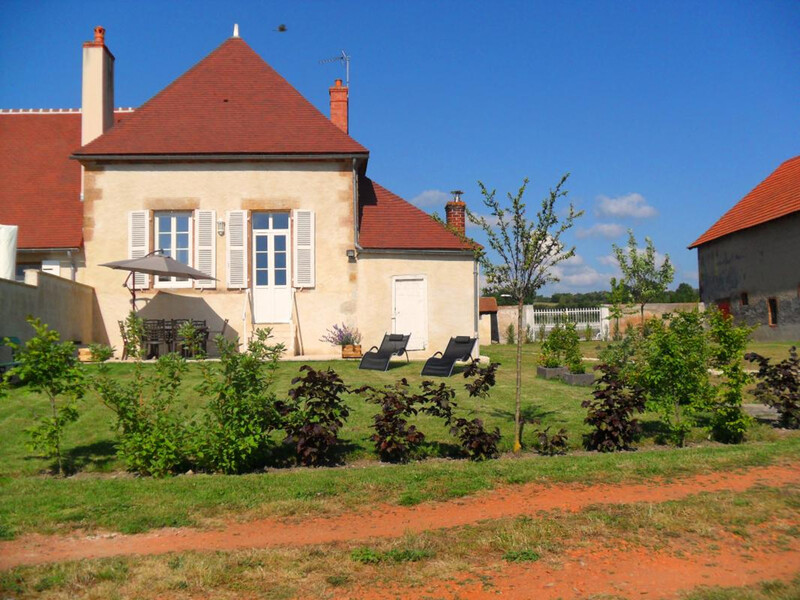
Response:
[[0, 340, 798, 538]]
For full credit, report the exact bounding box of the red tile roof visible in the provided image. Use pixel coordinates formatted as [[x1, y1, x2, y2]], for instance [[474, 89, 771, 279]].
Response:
[[358, 176, 474, 250], [75, 38, 368, 157], [0, 112, 84, 249], [689, 155, 800, 248], [479, 297, 498, 313]]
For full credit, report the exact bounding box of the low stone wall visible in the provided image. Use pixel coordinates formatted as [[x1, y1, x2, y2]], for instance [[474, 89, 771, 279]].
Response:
[[0, 271, 105, 345]]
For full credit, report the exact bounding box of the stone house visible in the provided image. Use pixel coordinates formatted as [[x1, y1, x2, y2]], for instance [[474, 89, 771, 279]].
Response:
[[689, 155, 800, 341], [0, 26, 479, 357]]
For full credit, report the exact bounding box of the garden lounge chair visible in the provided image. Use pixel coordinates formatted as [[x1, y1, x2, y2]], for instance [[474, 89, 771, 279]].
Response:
[[420, 336, 477, 377], [358, 334, 410, 371]]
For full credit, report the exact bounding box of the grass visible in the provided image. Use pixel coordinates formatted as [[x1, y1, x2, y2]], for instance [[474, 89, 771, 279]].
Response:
[[0, 341, 798, 538], [3, 485, 798, 599]]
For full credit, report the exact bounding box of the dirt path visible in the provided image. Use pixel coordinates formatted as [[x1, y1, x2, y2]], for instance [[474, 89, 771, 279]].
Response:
[[336, 533, 800, 599], [1, 464, 798, 570]]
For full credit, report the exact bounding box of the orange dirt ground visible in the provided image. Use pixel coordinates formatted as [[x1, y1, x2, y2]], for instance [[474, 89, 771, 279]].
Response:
[[2, 463, 799, 598], [334, 533, 800, 600]]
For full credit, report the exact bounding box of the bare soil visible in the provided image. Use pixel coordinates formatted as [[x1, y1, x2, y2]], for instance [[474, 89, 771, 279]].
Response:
[[337, 533, 800, 600], [2, 463, 798, 575]]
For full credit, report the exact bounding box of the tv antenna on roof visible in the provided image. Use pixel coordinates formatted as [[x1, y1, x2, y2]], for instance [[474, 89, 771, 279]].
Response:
[[319, 50, 350, 87]]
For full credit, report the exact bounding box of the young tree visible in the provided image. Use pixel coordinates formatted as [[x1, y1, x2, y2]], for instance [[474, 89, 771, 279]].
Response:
[[612, 230, 675, 325], [469, 175, 581, 452], [4, 318, 85, 475]]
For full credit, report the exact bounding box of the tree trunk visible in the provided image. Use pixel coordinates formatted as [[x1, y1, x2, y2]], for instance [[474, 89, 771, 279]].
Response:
[[640, 303, 645, 327], [50, 395, 62, 476], [514, 298, 524, 453]]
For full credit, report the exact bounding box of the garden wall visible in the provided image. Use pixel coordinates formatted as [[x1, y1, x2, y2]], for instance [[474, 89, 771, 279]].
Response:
[[497, 302, 703, 343], [0, 270, 106, 345]]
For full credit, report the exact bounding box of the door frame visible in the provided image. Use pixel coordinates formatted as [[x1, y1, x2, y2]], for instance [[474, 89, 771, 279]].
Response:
[[391, 274, 428, 351], [251, 213, 292, 324]]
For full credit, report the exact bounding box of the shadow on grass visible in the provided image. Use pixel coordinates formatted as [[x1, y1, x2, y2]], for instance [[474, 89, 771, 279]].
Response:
[[65, 440, 118, 474], [639, 419, 671, 443]]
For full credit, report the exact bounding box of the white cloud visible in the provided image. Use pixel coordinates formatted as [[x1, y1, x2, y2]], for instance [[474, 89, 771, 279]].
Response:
[[597, 254, 619, 267], [466, 213, 499, 230], [410, 189, 451, 209], [576, 222, 626, 239], [598, 249, 669, 268], [550, 253, 614, 289], [595, 193, 657, 218]]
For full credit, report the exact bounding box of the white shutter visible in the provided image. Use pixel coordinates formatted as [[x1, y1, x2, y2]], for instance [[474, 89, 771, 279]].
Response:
[[128, 210, 150, 289], [226, 210, 248, 289], [293, 209, 315, 288], [194, 209, 216, 289]]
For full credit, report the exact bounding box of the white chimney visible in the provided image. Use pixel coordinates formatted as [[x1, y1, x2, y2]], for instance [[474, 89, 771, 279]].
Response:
[[81, 26, 115, 145]]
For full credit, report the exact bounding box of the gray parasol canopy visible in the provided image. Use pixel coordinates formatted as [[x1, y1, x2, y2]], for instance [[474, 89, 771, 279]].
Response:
[[101, 251, 216, 308]]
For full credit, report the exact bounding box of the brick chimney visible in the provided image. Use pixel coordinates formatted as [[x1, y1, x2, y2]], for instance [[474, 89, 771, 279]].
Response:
[[81, 26, 115, 145], [329, 79, 348, 134], [445, 190, 466, 235]]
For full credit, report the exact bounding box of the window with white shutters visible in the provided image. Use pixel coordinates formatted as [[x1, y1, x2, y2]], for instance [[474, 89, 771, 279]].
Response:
[[226, 210, 248, 288], [293, 209, 315, 288], [128, 210, 150, 289], [194, 209, 216, 289]]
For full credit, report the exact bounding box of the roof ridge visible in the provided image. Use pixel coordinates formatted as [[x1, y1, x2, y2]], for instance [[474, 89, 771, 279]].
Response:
[[689, 155, 800, 248], [74, 37, 367, 156]]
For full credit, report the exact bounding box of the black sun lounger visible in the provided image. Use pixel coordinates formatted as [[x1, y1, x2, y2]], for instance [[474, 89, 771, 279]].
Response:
[[358, 333, 411, 371], [420, 336, 477, 377]]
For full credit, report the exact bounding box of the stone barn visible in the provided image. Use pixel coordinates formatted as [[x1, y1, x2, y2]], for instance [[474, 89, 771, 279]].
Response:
[[689, 155, 800, 341]]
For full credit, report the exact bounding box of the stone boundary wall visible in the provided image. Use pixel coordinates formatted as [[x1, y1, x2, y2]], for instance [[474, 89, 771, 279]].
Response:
[[0, 271, 106, 345]]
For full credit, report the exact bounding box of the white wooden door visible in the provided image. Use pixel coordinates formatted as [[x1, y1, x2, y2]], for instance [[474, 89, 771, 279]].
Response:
[[252, 213, 291, 324], [393, 276, 427, 351]]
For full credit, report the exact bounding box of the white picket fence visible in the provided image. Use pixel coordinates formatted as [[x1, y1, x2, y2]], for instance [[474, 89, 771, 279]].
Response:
[[522, 306, 610, 341]]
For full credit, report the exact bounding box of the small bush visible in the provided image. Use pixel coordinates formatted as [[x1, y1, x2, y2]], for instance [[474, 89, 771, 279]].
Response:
[[463, 360, 500, 399], [505, 323, 516, 345], [279, 365, 350, 466], [707, 307, 753, 443], [94, 352, 192, 476], [195, 329, 285, 473], [319, 323, 362, 347], [524, 325, 535, 344], [449, 417, 501, 460], [563, 322, 584, 374], [5, 318, 86, 475], [359, 379, 424, 463], [584, 324, 594, 342], [582, 363, 646, 452], [538, 323, 546, 342], [530, 420, 569, 456], [746, 346, 800, 429]]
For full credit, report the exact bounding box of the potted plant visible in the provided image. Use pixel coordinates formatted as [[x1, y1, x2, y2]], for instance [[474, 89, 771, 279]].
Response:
[[320, 323, 362, 358], [536, 323, 568, 379], [560, 323, 594, 386]]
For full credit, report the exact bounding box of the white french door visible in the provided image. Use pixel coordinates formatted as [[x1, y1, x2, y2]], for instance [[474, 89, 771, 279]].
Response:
[[252, 212, 291, 323], [393, 276, 428, 350]]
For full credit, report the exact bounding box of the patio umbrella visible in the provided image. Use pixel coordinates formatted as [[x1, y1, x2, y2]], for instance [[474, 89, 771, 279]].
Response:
[[101, 251, 216, 308]]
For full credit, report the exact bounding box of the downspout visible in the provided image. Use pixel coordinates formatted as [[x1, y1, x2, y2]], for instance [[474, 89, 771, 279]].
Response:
[[473, 259, 480, 358], [352, 158, 361, 250]]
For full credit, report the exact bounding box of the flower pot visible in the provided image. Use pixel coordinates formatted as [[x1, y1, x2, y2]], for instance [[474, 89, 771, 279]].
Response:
[[536, 366, 568, 380], [561, 372, 595, 386], [77, 348, 93, 363], [342, 344, 362, 359]]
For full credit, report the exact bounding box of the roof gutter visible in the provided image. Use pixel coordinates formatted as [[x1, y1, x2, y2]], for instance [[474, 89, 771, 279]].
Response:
[[70, 152, 370, 162], [17, 247, 81, 253], [357, 248, 476, 257]]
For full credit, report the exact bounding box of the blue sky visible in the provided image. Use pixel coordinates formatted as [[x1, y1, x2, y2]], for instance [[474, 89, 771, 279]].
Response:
[[2, 0, 798, 294]]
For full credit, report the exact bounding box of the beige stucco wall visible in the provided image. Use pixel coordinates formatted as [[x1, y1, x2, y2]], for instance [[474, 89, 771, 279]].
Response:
[[79, 160, 477, 358], [479, 312, 493, 346], [80, 160, 358, 356], [354, 253, 477, 360], [0, 270, 103, 344]]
